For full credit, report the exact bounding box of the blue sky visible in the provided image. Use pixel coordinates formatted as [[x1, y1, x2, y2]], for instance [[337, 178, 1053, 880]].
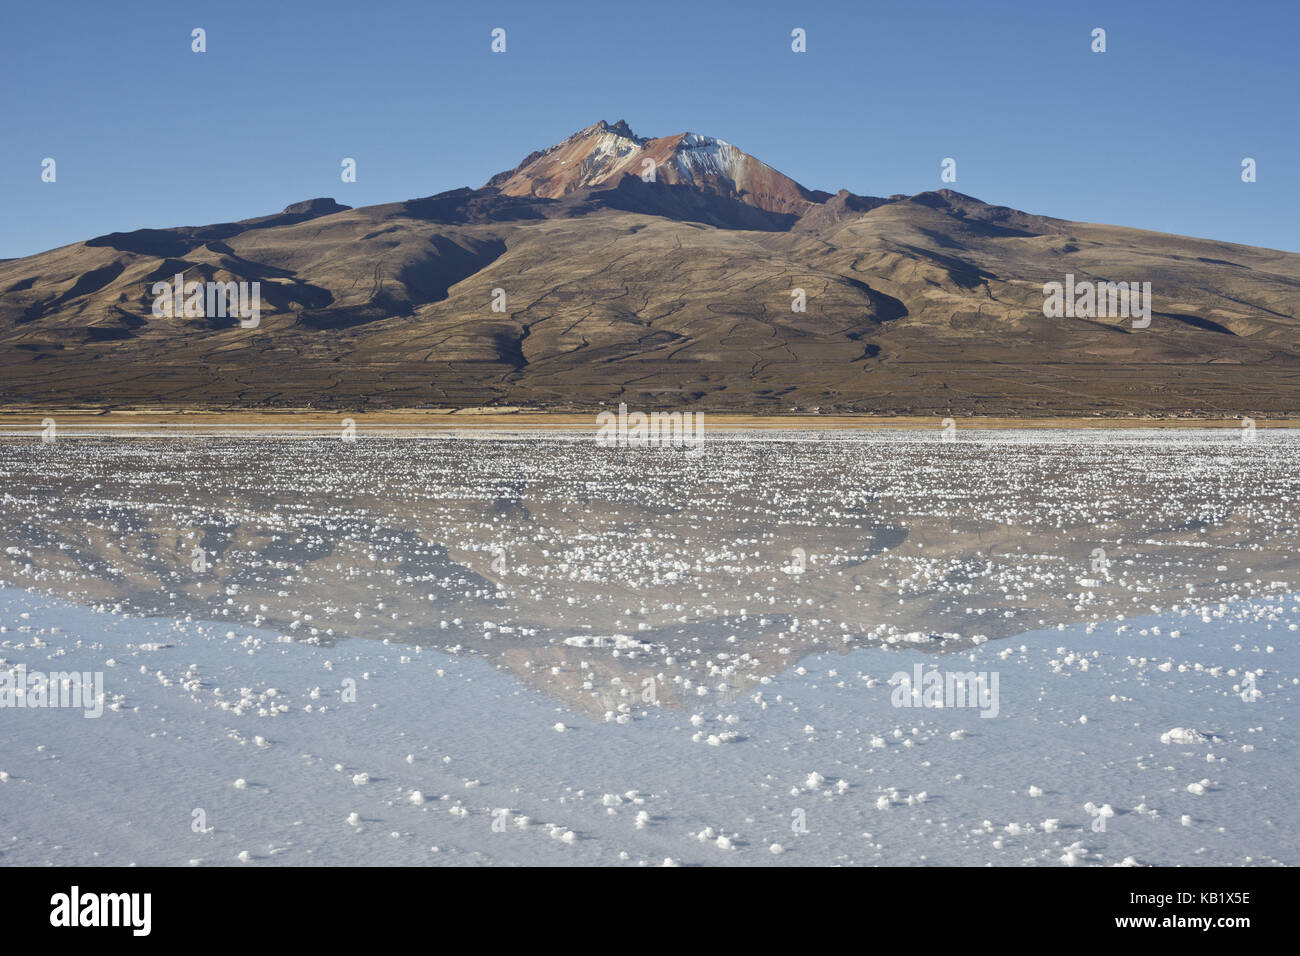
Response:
[[2, 0, 1296, 258]]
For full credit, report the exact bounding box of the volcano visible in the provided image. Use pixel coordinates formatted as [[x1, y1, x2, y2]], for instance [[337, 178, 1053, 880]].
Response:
[[1, 121, 1298, 416]]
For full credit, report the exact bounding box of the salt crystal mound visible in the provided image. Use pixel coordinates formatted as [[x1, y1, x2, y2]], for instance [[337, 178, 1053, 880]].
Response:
[[0, 428, 1296, 719]]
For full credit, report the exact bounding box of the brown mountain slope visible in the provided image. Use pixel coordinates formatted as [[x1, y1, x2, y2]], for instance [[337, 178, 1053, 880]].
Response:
[[1, 122, 1298, 415]]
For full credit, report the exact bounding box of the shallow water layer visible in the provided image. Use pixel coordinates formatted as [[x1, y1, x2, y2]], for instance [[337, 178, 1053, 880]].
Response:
[[0, 430, 1296, 865]]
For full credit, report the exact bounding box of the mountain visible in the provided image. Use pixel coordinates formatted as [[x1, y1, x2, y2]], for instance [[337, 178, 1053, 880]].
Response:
[[1, 121, 1298, 416]]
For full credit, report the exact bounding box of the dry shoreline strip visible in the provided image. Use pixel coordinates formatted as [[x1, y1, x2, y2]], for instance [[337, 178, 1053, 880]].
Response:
[[0, 408, 1295, 432]]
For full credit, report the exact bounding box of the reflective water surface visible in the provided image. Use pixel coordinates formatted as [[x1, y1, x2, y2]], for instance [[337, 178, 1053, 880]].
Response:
[[2, 430, 1295, 717]]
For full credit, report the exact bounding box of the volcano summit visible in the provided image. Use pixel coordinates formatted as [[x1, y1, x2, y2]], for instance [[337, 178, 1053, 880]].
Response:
[[488, 119, 827, 219]]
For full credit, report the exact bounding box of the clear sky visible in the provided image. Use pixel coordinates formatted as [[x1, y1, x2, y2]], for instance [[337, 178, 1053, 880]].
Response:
[[2, 0, 1296, 258]]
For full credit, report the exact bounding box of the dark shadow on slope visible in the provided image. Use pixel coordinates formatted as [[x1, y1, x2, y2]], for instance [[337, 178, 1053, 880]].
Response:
[[298, 236, 507, 330], [591, 175, 799, 231], [840, 276, 909, 322], [395, 236, 507, 303], [401, 188, 550, 224], [890, 243, 995, 289], [1156, 312, 1236, 335], [54, 262, 127, 304]]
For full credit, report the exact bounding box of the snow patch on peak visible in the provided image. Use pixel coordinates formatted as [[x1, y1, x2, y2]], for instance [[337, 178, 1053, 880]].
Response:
[[672, 136, 743, 185], [680, 132, 731, 148], [589, 132, 640, 161]]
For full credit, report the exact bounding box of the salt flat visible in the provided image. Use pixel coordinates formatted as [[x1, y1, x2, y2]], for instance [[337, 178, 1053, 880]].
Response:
[[0, 430, 1296, 865]]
